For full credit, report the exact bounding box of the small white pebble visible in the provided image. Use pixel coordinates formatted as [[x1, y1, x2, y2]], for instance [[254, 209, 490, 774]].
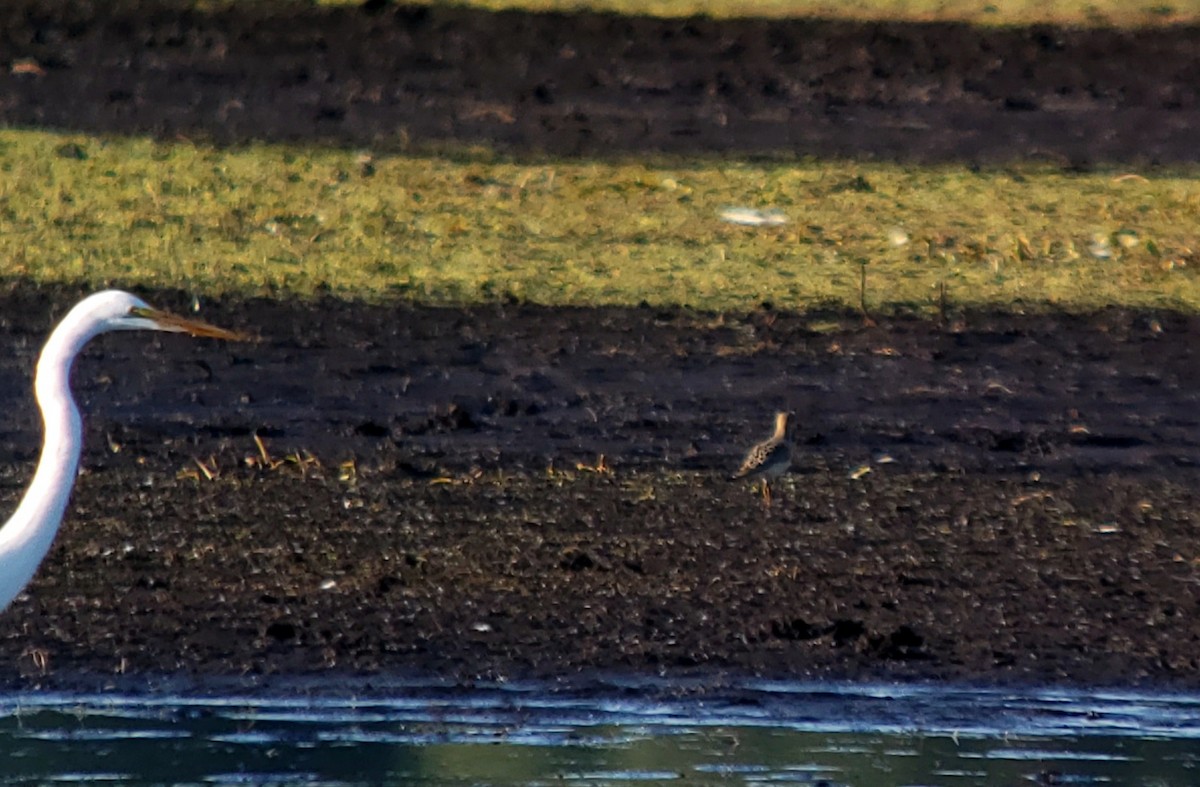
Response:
[[319, 579, 337, 591], [719, 207, 788, 226], [1115, 231, 1139, 249], [1088, 233, 1112, 260]]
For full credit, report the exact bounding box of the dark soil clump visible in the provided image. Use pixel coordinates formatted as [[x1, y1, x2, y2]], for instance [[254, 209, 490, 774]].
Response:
[[0, 284, 1198, 692]]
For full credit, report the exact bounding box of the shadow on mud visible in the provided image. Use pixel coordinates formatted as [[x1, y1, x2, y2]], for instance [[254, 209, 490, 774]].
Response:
[[1, 0, 1198, 163]]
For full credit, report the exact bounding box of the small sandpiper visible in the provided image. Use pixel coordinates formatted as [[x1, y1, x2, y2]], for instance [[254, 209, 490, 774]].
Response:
[[730, 411, 792, 505]]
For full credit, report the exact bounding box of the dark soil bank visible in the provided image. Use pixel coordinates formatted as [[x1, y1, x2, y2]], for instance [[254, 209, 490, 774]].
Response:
[[0, 284, 1198, 692], [1, 0, 1199, 162], [0, 1, 1198, 693]]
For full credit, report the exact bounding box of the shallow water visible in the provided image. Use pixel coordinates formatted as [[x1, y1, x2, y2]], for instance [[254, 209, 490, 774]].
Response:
[[1, 679, 1197, 785]]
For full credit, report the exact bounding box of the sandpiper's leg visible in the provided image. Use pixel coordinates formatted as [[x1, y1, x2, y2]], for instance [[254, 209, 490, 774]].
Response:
[[762, 479, 772, 507]]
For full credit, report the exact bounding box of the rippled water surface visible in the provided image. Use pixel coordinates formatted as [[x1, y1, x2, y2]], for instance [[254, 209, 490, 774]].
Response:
[[1, 679, 1197, 785]]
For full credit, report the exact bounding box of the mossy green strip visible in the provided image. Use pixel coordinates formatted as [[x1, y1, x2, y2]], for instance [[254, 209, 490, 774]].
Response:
[[1, 130, 1196, 313]]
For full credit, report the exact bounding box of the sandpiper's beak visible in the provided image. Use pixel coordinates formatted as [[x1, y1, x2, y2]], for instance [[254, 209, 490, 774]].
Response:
[[129, 306, 247, 341]]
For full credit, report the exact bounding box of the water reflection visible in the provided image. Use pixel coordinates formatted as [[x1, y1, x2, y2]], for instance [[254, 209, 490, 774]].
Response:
[[0, 680, 1196, 785]]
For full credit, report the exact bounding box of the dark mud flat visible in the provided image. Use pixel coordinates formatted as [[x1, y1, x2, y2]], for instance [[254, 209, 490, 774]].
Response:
[[1, 1, 1199, 694], [0, 284, 1197, 692], [1, 0, 1199, 163]]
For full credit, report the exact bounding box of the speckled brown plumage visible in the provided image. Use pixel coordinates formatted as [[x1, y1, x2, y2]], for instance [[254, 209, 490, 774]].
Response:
[[731, 412, 792, 504]]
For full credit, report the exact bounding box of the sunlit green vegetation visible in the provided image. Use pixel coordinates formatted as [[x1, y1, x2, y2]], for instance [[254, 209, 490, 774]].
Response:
[[0, 130, 1196, 314]]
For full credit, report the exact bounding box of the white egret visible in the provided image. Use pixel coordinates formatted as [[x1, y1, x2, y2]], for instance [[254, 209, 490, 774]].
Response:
[[0, 290, 242, 611]]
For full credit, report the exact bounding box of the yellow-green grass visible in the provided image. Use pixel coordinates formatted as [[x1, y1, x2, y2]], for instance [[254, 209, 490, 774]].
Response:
[[0, 129, 1197, 315], [311, 0, 1200, 27]]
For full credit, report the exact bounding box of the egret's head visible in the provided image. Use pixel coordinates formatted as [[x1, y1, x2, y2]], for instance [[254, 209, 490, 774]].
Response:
[[81, 290, 243, 340]]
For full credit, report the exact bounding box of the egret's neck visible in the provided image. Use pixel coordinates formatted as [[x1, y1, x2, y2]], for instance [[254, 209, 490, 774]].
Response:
[[0, 312, 94, 609], [30, 323, 87, 512]]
